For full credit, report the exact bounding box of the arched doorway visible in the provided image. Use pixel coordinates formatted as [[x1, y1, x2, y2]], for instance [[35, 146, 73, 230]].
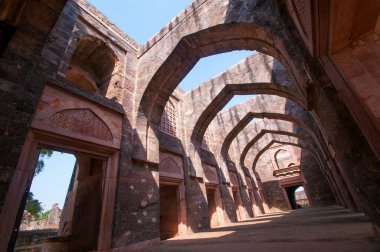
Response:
[[285, 185, 310, 209]]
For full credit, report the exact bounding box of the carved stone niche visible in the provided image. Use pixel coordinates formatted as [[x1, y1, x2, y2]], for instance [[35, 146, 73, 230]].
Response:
[[203, 164, 219, 185], [31, 85, 122, 149], [159, 151, 184, 180]]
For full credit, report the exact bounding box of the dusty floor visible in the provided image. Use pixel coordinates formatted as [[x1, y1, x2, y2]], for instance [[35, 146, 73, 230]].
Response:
[[143, 206, 380, 252]]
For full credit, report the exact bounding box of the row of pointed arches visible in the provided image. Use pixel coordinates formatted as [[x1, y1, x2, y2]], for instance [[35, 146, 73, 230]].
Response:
[[32, 0, 379, 242]]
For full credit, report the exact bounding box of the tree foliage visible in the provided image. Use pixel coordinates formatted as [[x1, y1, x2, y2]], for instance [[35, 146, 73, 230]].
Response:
[[36, 210, 51, 221], [26, 149, 55, 219], [25, 192, 43, 218], [34, 149, 53, 176]]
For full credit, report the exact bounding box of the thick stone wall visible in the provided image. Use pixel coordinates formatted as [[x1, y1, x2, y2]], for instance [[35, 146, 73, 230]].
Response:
[[14, 230, 58, 251], [0, 0, 68, 215], [262, 180, 289, 211], [112, 161, 159, 247]]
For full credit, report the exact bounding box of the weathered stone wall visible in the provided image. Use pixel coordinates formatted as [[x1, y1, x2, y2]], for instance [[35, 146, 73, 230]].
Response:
[[262, 180, 289, 211], [300, 151, 336, 207], [20, 204, 62, 231], [284, 0, 380, 160], [0, 0, 69, 216], [0, 0, 139, 250], [14, 230, 58, 252], [112, 160, 159, 247]]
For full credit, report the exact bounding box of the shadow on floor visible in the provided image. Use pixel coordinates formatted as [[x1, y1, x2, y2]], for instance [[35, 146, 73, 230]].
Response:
[[142, 206, 380, 252]]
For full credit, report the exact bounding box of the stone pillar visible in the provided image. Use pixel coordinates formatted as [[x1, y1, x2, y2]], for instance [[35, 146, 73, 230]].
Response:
[[184, 177, 209, 232]]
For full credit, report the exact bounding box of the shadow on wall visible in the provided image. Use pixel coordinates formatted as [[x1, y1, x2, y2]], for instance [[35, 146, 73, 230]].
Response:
[[278, 51, 337, 208], [262, 180, 290, 211], [300, 150, 336, 207], [226, 161, 254, 219], [157, 130, 211, 234], [271, 57, 296, 90], [199, 147, 240, 223], [113, 159, 160, 246], [112, 125, 160, 247], [252, 173, 266, 214]]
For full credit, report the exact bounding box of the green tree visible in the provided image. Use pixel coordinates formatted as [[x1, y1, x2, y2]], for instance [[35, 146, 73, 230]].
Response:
[[25, 149, 55, 219], [34, 149, 53, 176], [25, 192, 43, 218], [36, 210, 51, 220]]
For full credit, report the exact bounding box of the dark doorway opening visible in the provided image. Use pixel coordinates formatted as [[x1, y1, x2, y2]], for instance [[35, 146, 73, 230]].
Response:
[[285, 185, 309, 209], [67, 153, 104, 251], [160, 184, 179, 240], [232, 189, 242, 221], [206, 187, 218, 228]]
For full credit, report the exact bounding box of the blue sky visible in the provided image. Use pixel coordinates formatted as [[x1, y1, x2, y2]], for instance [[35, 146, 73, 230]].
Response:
[[30, 152, 76, 211], [87, 0, 194, 44], [31, 1, 258, 210], [180, 51, 254, 108], [296, 186, 304, 192]]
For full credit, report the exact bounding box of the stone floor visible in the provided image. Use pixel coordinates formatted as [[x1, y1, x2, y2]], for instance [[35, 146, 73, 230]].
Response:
[[143, 206, 380, 252]]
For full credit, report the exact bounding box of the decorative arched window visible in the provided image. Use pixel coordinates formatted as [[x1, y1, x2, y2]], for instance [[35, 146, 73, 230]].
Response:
[[159, 100, 177, 136], [275, 149, 293, 169], [201, 129, 213, 151], [66, 35, 116, 95]]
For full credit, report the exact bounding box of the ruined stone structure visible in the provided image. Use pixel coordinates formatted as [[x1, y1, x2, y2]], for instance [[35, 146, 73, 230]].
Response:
[[295, 190, 309, 207], [0, 0, 379, 251], [15, 204, 62, 251], [20, 204, 62, 231]]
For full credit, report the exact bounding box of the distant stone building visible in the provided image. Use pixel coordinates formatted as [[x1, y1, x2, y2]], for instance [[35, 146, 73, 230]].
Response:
[[15, 204, 61, 251], [20, 204, 61, 231], [295, 190, 310, 207]]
